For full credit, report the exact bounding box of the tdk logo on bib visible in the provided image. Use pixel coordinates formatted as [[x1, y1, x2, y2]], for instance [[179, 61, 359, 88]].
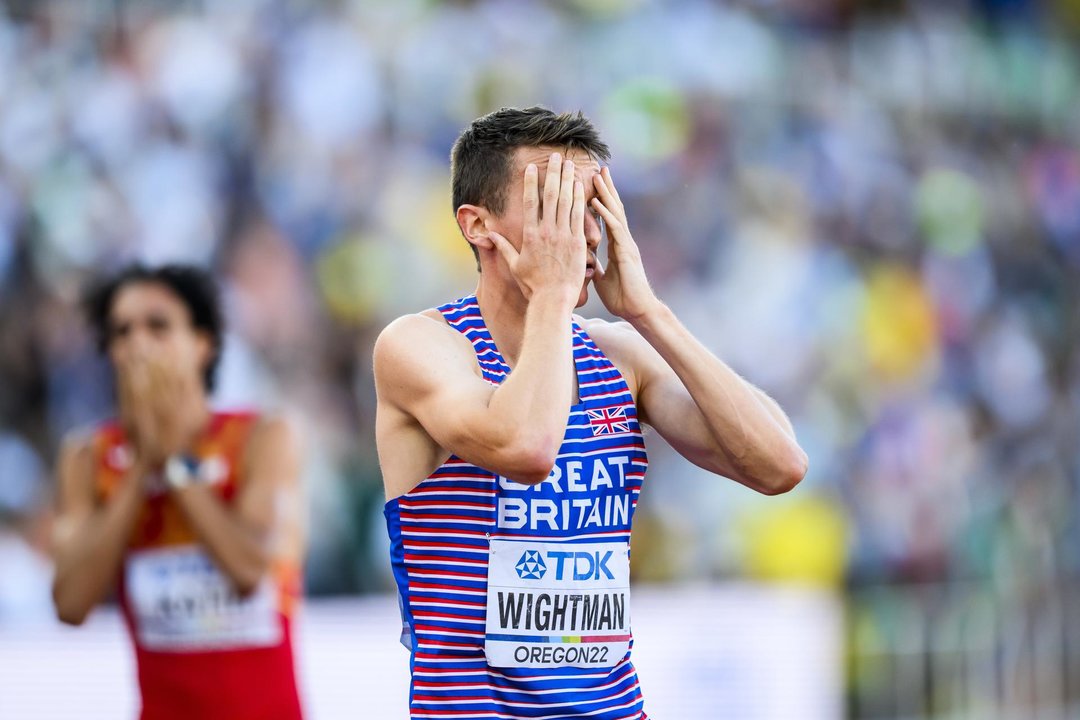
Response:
[[551, 550, 615, 581], [515, 549, 615, 581], [515, 551, 547, 580]]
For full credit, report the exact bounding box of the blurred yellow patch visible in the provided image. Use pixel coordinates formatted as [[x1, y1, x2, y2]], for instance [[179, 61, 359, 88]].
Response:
[[419, 191, 476, 276], [742, 493, 849, 587], [861, 264, 938, 381], [380, 169, 476, 280], [315, 234, 395, 325]]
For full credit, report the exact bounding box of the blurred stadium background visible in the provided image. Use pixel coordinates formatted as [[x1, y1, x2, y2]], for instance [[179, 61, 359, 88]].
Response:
[[0, 0, 1079, 717]]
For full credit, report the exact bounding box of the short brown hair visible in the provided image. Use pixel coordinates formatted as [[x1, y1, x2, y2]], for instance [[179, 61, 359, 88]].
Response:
[[451, 107, 611, 262]]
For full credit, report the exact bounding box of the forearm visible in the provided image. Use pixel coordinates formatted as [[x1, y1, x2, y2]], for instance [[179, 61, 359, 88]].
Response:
[[633, 303, 807, 489], [171, 485, 270, 594], [52, 474, 144, 624], [485, 289, 578, 470], [752, 386, 797, 439]]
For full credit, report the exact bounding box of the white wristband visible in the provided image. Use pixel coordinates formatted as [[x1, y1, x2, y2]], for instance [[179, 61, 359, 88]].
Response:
[[164, 454, 202, 490]]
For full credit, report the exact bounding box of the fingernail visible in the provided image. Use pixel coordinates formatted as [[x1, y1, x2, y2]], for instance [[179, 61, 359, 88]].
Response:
[[526, 164, 536, 173], [551, 152, 561, 162]]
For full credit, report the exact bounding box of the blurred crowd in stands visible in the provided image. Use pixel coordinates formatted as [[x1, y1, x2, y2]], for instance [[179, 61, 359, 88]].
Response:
[[1, 0, 1079, 625]]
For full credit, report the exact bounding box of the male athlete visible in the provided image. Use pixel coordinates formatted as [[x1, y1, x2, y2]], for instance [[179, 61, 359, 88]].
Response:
[[375, 107, 808, 718], [52, 265, 306, 720]]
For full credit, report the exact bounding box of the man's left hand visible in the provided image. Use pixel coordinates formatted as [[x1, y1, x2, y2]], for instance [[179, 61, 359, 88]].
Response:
[[590, 167, 661, 323]]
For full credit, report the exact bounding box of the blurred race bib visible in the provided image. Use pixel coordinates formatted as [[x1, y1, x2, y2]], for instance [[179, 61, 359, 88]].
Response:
[[125, 545, 281, 651]]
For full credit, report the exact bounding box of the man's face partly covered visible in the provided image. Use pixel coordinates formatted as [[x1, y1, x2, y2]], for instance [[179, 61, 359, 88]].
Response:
[[488, 146, 606, 307], [107, 281, 208, 391]]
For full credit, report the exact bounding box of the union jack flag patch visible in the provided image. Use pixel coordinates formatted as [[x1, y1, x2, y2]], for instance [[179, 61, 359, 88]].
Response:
[[587, 405, 631, 436]]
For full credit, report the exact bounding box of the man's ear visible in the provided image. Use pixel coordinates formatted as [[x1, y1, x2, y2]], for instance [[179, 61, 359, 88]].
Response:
[[456, 204, 493, 252]]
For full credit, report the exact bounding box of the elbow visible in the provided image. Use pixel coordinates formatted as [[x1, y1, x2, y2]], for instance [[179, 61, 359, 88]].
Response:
[[232, 567, 268, 598], [233, 576, 262, 598], [756, 446, 809, 496], [506, 469, 555, 487], [56, 607, 90, 626], [501, 434, 559, 486], [231, 554, 273, 597], [503, 454, 557, 486], [53, 591, 90, 627]]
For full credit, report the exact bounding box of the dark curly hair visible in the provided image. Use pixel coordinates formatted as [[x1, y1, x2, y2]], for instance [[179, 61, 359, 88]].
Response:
[[84, 264, 224, 392]]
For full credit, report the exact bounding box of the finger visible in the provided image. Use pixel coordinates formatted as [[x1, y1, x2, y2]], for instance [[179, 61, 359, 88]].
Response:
[[541, 152, 562, 230], [126, 364, 153, 419], [157, 364, 181, 410], [570, 180, 585, 240], [133, 364, 160, 425], [592, 171, 620, 213], [590, 197, 623, 237], [175, 364, 195, 399], [132, 395, 156, 444], [141, 362, 166, 412], [557, 158, 575, 229], [145, 360, 169, 400], [117, 366, 134, 404], [137, 397, 157, 429], [163, 359, 189, 410], [600, 166, 622, 205], [487, 231, 519, 267], [117, 371, 138, 429], [135, 415, 161, 464], [129, 360, 150, 397], [522, 163, 539, 236], [593, 254, 607, 281], [158, 356, 184, 393]]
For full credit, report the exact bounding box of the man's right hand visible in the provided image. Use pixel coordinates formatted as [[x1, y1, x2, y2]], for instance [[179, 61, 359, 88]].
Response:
[[118, 355, 192, 469], [488, 152, 586, 303], [119, 358, 158, 467]]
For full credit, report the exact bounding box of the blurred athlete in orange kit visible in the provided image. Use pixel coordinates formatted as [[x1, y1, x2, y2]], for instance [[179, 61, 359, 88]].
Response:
[[51, 265, 306, 720]]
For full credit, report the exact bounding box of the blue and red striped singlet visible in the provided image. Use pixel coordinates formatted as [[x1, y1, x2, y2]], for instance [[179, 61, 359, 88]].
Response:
[[385, 295, 650, 719]]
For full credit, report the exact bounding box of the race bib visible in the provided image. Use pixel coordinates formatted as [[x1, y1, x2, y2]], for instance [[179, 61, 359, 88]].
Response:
[[125, 546, 281, 651], [485, 539, 631, 668]]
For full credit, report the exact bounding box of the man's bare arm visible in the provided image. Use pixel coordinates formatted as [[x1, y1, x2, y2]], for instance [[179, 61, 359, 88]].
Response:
[[589, 167, 806, 495], [52, 437, 145, 625], [171, 417, 301, 595], [375, 289, 578, 491], [619, 312, 807, 494]]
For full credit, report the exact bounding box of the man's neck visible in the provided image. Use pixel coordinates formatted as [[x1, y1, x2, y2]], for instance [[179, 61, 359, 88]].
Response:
[[474, 275, 530, 368]]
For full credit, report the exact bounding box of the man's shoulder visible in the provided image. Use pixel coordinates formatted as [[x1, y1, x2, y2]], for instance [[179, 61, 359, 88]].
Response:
[[574, 315, 651, 395], [575, 315, 643, 356], [375, 309, 458, 355], [244, 413, 297, 450], [576, 314, 636, 334], [61, 420, 119, 457], [56, 424, 110, 483], [373, 308, 477, 389]]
